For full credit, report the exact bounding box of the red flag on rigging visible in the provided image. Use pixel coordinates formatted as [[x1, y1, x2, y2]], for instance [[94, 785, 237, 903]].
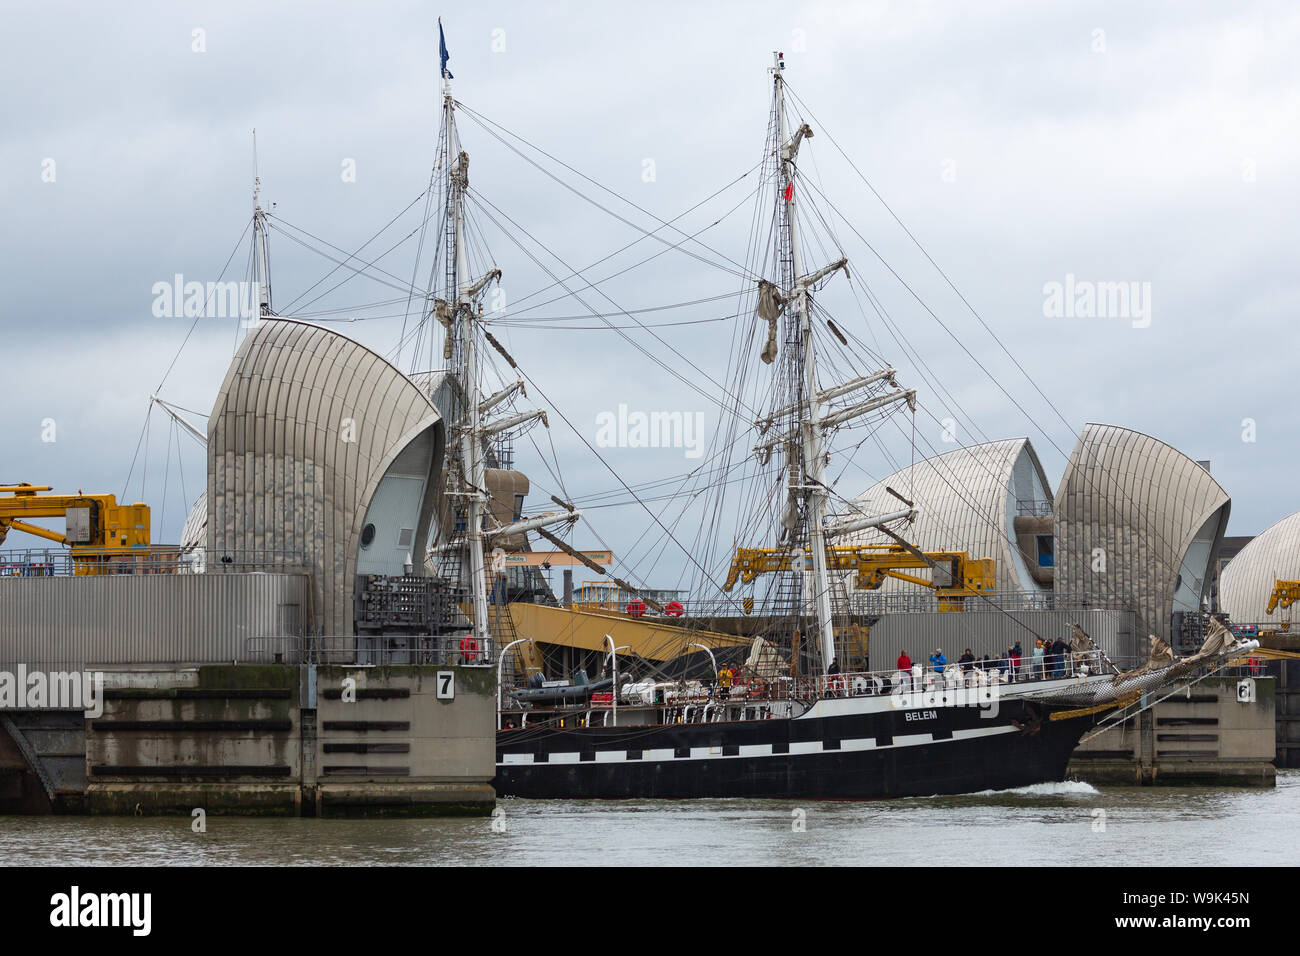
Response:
[[784, 182, 794, 202]]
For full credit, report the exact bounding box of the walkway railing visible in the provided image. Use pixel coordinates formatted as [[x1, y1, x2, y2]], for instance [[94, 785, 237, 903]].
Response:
[[245, 635, 496, 667], [556, 590, 1137, 620], [844, 590, 1135, 615], [0, 547, 305, 576]]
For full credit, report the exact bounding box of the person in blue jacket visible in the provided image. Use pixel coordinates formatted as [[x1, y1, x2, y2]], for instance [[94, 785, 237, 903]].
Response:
[[929, 647, 946, 674]]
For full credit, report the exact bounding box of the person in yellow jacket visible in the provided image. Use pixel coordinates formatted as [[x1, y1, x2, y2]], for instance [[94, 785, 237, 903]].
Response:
[[719, 665, 734, 699]]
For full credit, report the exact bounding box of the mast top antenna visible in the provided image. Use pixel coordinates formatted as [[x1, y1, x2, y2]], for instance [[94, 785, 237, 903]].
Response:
[[252, 128, 261, 210]]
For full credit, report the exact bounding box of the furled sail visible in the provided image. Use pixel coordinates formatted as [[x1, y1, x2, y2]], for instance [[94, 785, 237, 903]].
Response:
[[755, 279, 785, 364]]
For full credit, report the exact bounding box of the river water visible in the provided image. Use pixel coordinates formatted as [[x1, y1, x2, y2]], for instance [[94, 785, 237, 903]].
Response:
[[2, 772, 1295, 866]]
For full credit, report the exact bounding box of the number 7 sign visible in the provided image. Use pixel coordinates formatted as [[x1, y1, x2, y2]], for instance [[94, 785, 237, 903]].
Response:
[[437, 670, 455, 700]]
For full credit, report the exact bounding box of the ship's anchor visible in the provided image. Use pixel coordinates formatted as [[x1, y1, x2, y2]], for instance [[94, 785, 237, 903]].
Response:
[[1012, 702, 1043, 736]]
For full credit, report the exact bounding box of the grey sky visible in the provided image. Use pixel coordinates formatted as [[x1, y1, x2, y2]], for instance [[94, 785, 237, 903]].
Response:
[[2, 1, 1296, 591]]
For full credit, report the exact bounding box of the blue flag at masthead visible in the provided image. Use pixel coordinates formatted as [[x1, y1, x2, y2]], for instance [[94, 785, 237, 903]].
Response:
[[439, 19, 453, 79]]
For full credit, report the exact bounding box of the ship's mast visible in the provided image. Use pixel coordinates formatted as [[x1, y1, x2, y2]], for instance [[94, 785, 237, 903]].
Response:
[[252, 129, 272, 321], [772, 52, 836, 673], [747, 55, 918, 676], [437, 30, 580, 654], [442, 72, 494, 650]]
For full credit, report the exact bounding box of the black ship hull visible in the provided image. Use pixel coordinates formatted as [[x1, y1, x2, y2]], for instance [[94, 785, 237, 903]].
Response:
[[495, 694, 1096, 800]]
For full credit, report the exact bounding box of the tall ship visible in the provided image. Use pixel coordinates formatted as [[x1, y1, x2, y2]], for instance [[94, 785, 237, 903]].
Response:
[[406, 48, 1259, 799]]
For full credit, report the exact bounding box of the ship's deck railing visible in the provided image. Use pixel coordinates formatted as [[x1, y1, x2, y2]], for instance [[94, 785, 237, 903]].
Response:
[[790, 649, 1117, 700], [0, 546, 306, 576], [246, 635, 496, 667], [500, 649, 1122, 711]]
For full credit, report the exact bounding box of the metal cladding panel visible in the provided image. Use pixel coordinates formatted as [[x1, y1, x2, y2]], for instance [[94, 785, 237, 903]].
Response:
[[208, 320, 443, 637], [0, 573, 310, 669], [1220, 510, 1300, 625], [867, 608, 1139, 671], [180, 490, 207, 550], [846, 438, 1050, 593], [1054, 423, 1230, 640]]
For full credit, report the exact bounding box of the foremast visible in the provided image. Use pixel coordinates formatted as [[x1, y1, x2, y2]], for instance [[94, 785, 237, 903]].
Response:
[[438, 70, 492, 649]]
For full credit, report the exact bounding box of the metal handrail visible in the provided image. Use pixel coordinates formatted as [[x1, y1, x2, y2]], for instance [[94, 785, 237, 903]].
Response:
[[558, 589, 1137, 619], [0, 546, 306, 576], [245, 634, 497, 667]]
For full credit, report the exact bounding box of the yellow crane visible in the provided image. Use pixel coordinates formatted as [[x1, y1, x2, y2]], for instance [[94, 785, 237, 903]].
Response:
[[1261, 578, 1300, 635], [0, 483, 150, 575], [723, 542, 995, 611], [1265, 579, 1300, 618]]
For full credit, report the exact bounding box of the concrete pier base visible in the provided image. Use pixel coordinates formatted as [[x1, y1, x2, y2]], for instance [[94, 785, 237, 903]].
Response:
[[86, 783, 304, 816], [1069, 676, 1277, 787], [317, 783, 496, 817], [3, 663, 496, 817]]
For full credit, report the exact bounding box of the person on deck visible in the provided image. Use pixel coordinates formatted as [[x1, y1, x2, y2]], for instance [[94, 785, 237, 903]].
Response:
[[1032, 640, 1046, 679], [929, 648, 946, 675], [897, 650, 912, 691], [1049, 637, 1068, 677], [959, 648, 976, 672]]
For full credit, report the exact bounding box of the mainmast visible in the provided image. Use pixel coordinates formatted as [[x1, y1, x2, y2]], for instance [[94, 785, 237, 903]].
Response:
[[761, 53, 919, 674], [771, 52, 836, 672]]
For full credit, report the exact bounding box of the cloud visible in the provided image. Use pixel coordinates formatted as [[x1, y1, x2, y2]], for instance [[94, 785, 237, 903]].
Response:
[[1, 1, 1297, 588]]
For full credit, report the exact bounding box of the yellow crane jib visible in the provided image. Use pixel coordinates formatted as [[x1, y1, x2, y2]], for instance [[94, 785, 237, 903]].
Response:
[[0, 483, 151, 575], [723, 544, 994, 609], [1265, 580, 1300, 616]]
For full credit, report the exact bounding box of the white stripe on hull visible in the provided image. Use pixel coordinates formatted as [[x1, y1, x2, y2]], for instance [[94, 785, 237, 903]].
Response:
[[496, 723, 1019, 768]]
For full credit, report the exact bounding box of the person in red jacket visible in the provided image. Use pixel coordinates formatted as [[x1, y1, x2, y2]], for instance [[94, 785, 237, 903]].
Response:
[[896, 650, 913, 693]]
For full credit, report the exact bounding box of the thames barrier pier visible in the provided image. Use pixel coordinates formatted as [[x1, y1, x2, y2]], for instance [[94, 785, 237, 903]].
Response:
[[0, 322, 497, 816]]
